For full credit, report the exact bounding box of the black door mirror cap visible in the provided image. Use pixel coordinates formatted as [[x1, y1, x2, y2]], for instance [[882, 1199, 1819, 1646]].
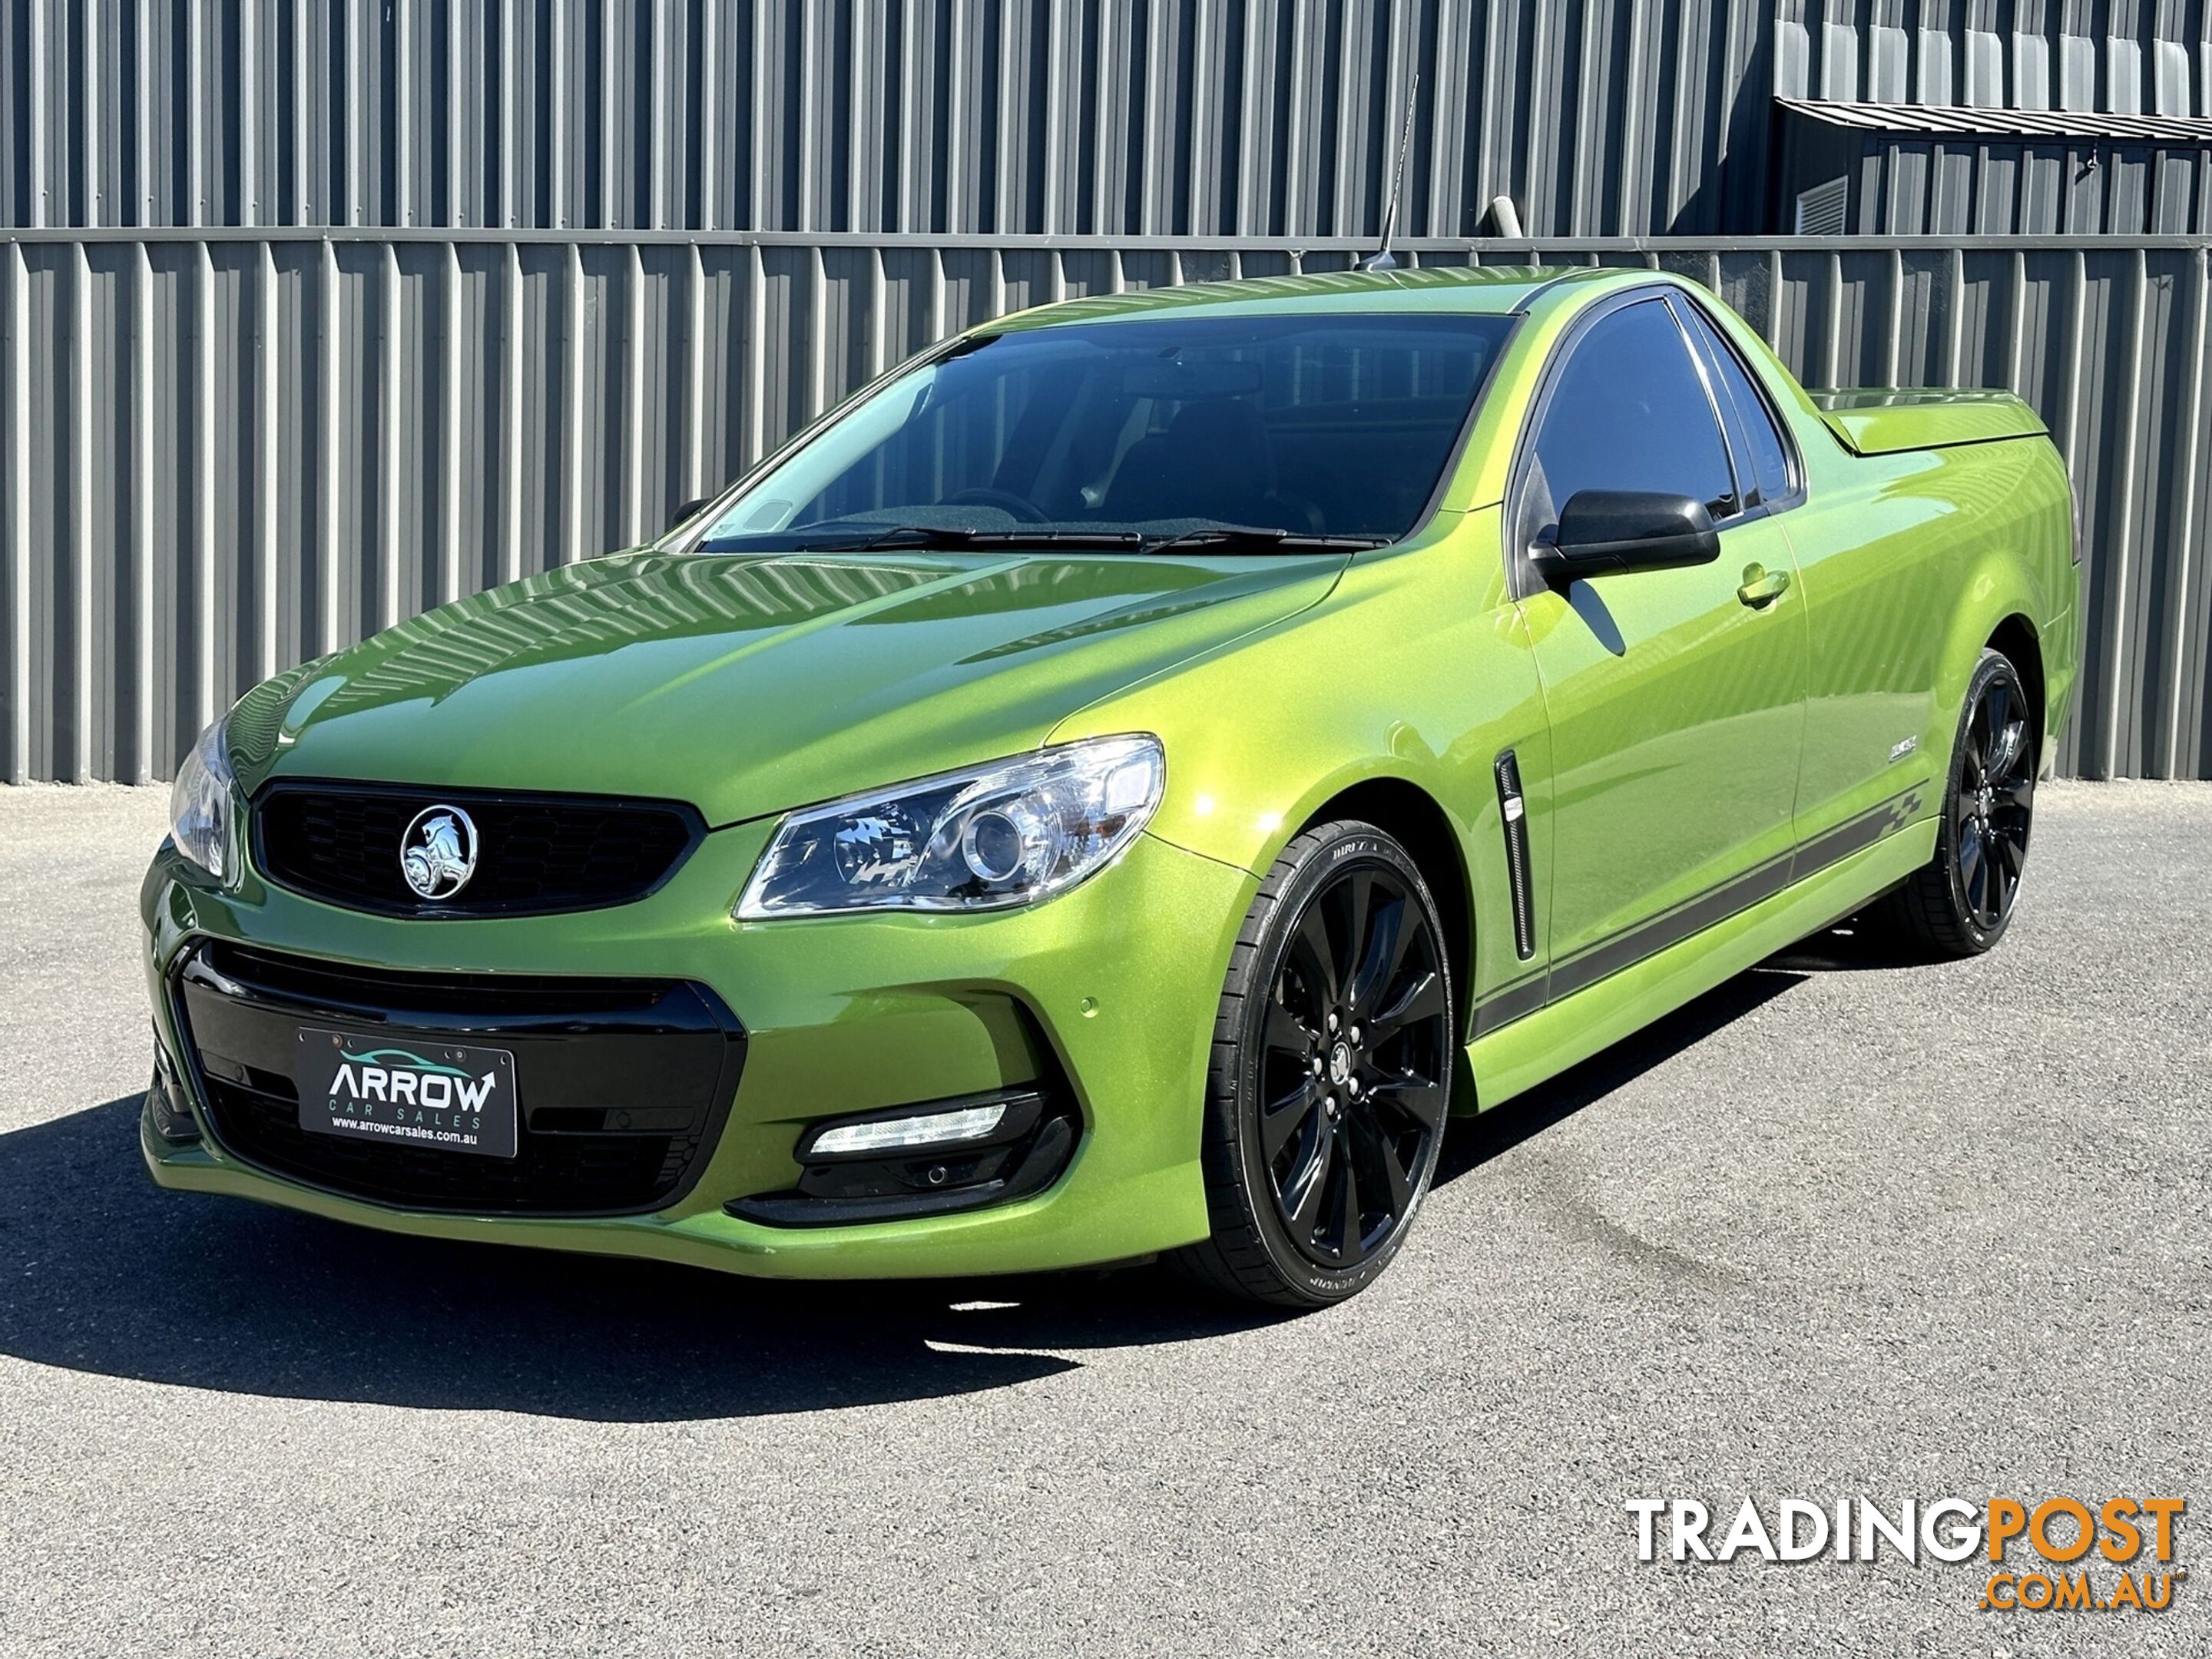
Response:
[[1534, 488, 1723, 581], [670, 495, 715, 534]]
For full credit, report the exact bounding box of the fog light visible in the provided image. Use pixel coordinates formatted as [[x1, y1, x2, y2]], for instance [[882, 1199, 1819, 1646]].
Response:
[[806, 1103, 1007, 1158], [731, 1089, 1076, 1227]]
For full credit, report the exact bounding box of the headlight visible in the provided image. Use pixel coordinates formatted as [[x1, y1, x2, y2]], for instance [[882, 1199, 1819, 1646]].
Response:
[[169, 718, 239, 882], [737, 735, 1165, 918]]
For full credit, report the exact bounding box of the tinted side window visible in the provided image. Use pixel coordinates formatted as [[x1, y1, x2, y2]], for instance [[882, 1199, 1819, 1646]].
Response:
[[1677, 301, 1794, 507], [1528, 300, 1736, 528]]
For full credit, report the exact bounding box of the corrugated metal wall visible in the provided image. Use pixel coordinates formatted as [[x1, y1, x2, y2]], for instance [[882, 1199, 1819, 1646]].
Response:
[[1776, 0, 2212, 115], [2, 229, 2207, 785], [13, 4, 2211, 240], [1859, 135, 2212, 233], [1, 0, 1779, 237], [1779, 120, 2212, 235]]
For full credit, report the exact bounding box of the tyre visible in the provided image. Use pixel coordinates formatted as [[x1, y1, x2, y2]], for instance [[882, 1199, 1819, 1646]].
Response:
[[1177, 820, 1455, 1308], [1870, 647, 2038, 958]]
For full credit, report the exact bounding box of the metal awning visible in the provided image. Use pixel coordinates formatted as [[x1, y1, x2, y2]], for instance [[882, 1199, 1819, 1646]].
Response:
[[1776, 95, 2212, 146]]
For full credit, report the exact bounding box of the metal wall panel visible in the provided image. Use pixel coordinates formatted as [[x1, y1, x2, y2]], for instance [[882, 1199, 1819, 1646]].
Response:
[[1776, 0, 2212, 116], [14, 3, 2207, 240], [1827, 134, 2212, 234], [2, 0, 1775, 238], [2, 229, 2207, 784]]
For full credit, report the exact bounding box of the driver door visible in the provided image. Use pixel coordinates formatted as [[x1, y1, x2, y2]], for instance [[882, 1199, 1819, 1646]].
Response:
[[1512, 293, 1808, 982]]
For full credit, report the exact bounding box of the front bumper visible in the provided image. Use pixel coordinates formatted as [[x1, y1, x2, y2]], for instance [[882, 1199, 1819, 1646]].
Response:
[[141, 817, 1257, 1280]]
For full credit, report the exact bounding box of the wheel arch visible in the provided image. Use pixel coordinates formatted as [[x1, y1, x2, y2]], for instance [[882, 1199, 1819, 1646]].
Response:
[[1985, 611, 2047, 767], [1296, 777, 1475, 1037], [1929, 545, 2044, 774]]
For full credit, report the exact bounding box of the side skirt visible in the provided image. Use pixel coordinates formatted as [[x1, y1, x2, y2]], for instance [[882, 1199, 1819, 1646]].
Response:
[[1463, 820, 1936, 1113]]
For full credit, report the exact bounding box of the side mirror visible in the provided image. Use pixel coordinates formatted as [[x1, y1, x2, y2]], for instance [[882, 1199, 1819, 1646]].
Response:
[[1533, 489, 1720, 581], [670, 495, 714, 533]]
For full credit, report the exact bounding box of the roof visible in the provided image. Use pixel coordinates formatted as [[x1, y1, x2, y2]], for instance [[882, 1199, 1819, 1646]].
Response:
[[995, 264, 1621, 332], [1776, 94, 2212, 146]]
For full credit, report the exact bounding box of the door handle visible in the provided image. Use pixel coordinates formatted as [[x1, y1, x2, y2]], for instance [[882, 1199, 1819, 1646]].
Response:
[[1737, 564, 1791, 608]]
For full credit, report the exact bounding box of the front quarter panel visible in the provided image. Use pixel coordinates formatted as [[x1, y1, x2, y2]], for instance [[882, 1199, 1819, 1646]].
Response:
[[1048, 508, 1552, 1031]]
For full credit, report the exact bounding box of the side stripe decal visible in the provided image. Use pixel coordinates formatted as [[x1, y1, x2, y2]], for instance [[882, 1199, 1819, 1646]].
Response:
[[1469, 972, 1547, 1038], [1470, 784, 1926, 1038]]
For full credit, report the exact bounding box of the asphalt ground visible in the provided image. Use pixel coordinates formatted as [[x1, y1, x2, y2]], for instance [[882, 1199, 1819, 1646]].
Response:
[[0, 782, 2205, 1657]]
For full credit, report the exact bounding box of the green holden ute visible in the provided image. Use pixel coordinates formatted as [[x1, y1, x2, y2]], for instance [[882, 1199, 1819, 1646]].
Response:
[[143, 267, 2078, 1307]]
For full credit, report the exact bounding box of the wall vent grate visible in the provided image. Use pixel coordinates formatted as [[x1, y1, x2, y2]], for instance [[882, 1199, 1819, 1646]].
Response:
[[1794, 177, 1850, 235]]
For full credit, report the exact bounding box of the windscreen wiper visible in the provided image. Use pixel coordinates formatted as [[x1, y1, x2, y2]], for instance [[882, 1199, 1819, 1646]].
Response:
[[1138, 525, 1390, 557], [699, 524, 1146, 554]]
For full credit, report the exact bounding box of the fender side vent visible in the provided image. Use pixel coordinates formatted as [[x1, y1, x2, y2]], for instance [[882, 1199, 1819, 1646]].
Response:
[[1495, 749, 1536, 961]]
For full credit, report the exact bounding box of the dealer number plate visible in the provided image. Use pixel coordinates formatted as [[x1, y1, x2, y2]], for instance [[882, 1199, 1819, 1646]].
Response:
[[293, 1025, 519, 1160]]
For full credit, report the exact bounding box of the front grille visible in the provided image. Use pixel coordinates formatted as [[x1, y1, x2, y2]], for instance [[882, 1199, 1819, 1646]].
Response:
[[173, 941, 743, 1216], [253, 781, 703, 917]]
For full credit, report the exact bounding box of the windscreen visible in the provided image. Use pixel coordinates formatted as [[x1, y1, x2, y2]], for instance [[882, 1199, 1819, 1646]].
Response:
[[697, 313, 1514, 550]]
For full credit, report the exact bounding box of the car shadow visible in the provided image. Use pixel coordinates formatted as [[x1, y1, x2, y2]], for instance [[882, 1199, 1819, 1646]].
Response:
[[0, 1095, 1286, 1422], [1433, 964, 1809, 1185], [1760, 915, 1937, 973], [0, 949, 1869, 1423]]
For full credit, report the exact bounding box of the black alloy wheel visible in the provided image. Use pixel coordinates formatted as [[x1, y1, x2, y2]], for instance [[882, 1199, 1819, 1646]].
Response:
[[1952, 661, 2035, 932], [1873, 647, 2037, 957], [1260, 859, 1450, 1266], [1180, 821, 1455, 1307]]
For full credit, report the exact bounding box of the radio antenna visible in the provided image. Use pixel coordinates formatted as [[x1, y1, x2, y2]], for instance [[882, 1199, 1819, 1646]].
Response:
[[1359, 74, 1419, 272]]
